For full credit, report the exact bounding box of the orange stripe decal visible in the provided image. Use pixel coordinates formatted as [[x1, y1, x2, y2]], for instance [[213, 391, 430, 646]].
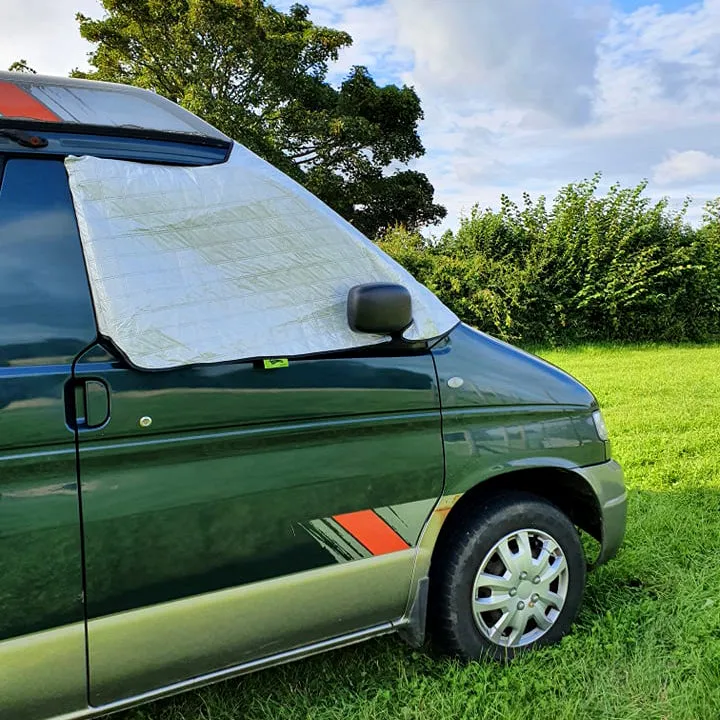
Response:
[[0, 82, 60, 122], [333, 510, 410, 556]]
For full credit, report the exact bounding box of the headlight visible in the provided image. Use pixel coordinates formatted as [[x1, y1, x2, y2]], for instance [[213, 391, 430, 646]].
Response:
[[592, 410, 609, 441]]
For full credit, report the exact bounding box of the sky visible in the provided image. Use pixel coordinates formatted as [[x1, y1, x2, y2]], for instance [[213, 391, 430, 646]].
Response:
[[1, 0, 719, 231]]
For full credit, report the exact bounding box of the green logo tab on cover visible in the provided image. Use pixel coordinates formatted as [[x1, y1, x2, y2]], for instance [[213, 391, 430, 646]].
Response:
[[263, 358, 289, 369]]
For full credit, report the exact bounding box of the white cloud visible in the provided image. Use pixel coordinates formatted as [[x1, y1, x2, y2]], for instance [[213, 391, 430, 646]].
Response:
[[0, 0, 99, 76], [286, 0, 720, 227], [653, 150, 720, 185], [389, 0, 720, 228], [390, 0, 610, 127], [273, 0, 412, 83], [594, 1, 720, 127]]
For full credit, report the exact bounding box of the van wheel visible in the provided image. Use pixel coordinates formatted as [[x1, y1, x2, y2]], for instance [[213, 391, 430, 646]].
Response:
[[429, 492, 586, 661]]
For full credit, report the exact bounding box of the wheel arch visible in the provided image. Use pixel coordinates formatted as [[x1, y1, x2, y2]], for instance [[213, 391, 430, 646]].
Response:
[[432, 467, 603, 568], [398, 466, 602, 649]]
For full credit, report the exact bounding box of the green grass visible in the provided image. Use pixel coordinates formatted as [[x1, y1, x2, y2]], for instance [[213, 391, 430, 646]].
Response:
[[121, 344, 720, 720]]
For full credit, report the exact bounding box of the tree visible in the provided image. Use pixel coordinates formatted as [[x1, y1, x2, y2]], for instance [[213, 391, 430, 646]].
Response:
[[73, 0, 445, 237], [8, 60, 36, 73]]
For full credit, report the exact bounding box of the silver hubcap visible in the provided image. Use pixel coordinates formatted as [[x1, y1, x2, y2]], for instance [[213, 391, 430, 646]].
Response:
[[471, 528, 569, 648]]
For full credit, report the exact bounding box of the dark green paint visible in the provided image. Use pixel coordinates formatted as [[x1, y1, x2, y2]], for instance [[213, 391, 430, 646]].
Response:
[[432, 325, 598, 412], [73, 348, 444, 702], [0, 138, 626, 720], [432, 325, 607, 496], [75, 349, 444, 618], [0, 159, 97, 641]]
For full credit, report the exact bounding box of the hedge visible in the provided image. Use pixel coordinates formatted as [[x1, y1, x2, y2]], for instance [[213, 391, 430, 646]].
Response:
[[378, 175, 720, 346]]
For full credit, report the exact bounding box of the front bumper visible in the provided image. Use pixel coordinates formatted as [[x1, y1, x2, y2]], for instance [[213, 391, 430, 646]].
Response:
[[576, 459, 627, 566]]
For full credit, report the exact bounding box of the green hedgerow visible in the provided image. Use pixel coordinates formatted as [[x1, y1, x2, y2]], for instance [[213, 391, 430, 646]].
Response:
[[378, 174, 720, 346]]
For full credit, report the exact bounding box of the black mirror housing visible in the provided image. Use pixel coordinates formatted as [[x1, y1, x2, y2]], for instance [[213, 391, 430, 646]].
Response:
[[347, 283, 413, 336]]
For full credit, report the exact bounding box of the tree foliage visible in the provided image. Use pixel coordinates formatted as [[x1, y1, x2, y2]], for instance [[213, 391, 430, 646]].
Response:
[[73, 0, 445, 237], [379, 175, 720, 345], [8, 60, 36, 73]]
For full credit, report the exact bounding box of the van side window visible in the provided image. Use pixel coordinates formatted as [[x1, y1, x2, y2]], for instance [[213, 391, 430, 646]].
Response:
[[0, 158, 97, 364]]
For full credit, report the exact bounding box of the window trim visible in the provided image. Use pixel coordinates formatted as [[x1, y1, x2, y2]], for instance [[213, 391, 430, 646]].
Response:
[[0, 156, 99, 365], [0, 117, 231, 149]]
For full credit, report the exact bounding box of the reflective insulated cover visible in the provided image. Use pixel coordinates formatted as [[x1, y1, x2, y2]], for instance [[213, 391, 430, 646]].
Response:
[[65, 143, 458, 370]]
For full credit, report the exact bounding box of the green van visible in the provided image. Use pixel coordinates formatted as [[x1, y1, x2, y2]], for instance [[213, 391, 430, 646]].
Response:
[[0, 72, 626, 720]]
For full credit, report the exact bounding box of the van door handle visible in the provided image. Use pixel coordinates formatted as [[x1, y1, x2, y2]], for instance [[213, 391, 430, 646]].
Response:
[[65, 378, 110, 430]]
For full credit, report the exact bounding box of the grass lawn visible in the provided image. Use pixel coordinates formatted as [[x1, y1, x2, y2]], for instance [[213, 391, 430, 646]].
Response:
[[121, 344, 720, 720]]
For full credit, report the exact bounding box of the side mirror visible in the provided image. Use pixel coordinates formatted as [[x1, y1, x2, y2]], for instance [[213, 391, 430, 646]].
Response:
[[347, 283, 413, 336]]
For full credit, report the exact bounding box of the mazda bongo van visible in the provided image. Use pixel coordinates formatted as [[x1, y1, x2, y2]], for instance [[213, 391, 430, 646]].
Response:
[[0, 72, 627, 720]]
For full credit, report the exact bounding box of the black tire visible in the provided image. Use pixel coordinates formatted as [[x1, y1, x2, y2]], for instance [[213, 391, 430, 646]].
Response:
[[428, 491, 586, 661]]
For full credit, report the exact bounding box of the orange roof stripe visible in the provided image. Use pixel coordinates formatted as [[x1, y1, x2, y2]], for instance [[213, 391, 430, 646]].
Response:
[[0, 81, 60, 122], [333, 509, 410, 556]]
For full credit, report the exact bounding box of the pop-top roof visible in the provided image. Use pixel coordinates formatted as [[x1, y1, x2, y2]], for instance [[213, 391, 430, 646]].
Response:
[[0, 71, 229, 141]]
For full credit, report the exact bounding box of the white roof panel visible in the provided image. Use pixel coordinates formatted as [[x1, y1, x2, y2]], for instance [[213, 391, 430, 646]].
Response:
[[0, 71, 228, 141]]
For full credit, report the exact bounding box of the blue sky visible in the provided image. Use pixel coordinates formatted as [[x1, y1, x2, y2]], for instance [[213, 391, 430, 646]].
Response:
[[2, 0, 719, 230], [617, 0, 693, 9]]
